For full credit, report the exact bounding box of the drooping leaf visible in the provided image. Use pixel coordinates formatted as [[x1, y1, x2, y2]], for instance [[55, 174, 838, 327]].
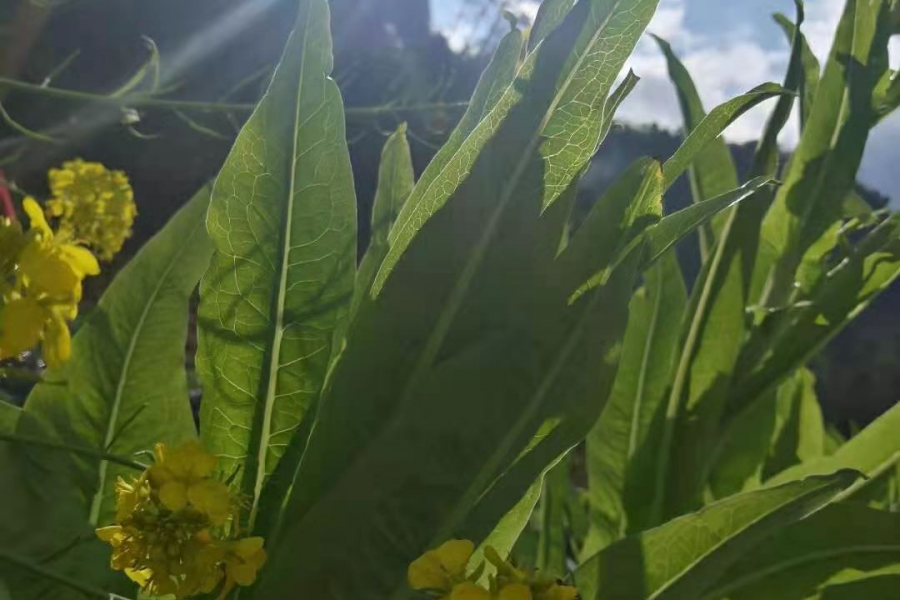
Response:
[[576, 472, 859, 600], [197, 0, 357, 528], [700, 504, 900, 600], [20, 186, 211, 527], [755, 0, 894, 307], [585, 250, 685, 554]]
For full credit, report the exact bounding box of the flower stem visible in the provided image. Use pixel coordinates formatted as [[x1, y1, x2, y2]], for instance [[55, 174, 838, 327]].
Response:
[[0, 432, 147, 470]]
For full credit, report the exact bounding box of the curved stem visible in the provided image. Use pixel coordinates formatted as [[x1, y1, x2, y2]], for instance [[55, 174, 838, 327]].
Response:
[[0, 432, 147, 471]]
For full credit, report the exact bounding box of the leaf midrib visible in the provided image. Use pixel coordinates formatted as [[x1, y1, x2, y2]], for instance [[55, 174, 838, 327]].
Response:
[[250, 0, 314, 527], [87, 205, 206, 527], [698, 544, 900, 600]]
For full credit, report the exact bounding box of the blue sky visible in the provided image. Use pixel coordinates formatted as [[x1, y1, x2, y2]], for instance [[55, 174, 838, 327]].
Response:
[[433, 0, 900, 203]]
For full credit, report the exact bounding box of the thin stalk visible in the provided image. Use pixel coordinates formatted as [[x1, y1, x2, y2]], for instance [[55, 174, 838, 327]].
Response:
[[0, 552, 118, 600], [0, 432, 147, 471]]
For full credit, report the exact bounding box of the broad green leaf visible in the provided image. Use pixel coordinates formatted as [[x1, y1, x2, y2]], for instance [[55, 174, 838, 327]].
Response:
[[872, 69, 899, 123], [576, 472, 859, 600], [197, 0, 357, 527], [660, 84, 788, 192], [585, 250, 685, 554], [756, 0, 894, 307], [257, 3, 661, 598], [768, 398, 900, 488], [349, 124, 415, 327], [774, 5, 820, 132], [537, 454, 570, 579], [762, 368, 825, 478], [529, 0, 576, 52], [701, 504, 900, 600], [20, 186, 211, 527]]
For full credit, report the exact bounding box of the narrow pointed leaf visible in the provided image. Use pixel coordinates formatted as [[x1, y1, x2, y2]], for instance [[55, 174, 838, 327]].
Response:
[[774, 5, 820, 131], [576, 472, 860, 600], [197, 0, 357, 527], [20, 187, 211, 527]]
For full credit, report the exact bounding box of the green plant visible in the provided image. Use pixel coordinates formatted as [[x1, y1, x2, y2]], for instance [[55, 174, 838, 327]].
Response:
[[0, 0, 898, 599]]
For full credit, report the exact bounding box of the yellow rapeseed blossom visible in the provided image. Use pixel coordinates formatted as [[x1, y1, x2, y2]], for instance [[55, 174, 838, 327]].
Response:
[[96, 441, 265, 599], [46, 159, 136, 261], [409, 542, 579, 600], [0, 198, 99, 367]]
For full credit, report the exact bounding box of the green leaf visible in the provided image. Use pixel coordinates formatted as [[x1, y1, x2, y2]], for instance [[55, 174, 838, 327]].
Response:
[[733, 214, 900, 418], [385, 23, 524, 252], [643, 177, 776, 265], [821, 574, 900, 600], [0, 400, 19, 434], [575, 472, 860, 600], [756, 0, 894, 307], [349, 123, 415, 328], [752, 0, 807, 177], [653, 34, 739, 256], [537, 454, 570, 579], [529, 0, 576, 52], [20, 186, 212, 527], [585, 250, 685, 554], [197, 0, 357, 528], [700, 504, 900, 600], [773, 4, 820, 132], [660, 83, 788, 192], [709, 368, 823, 498], [768, 397, 900, 489], [0, 414, 132, 600]]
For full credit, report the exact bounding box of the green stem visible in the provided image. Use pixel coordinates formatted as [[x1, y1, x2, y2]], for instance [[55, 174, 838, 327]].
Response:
[[0, 76, 468, 117], [0, 551, 115, 600], [0, 432, 147, 471]]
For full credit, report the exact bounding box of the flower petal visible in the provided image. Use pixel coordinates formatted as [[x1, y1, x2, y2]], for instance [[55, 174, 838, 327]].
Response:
[[435, 539, 475, 578], [158, 480, 188, 511]]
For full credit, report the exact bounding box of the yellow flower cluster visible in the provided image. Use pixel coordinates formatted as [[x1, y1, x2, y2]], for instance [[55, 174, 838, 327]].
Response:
[[96, 441, 266, 599], [408, 540, 578, 600], [0, 199, 99, 367], [0, 159, 134, 367], [47, 159, 137, 261]]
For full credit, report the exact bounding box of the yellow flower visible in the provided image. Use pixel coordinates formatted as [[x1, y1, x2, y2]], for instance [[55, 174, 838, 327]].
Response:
[[216, 537, 267, 600], [0, 295, 72, 368], [497, 583, 532, 600], [537, 584, 578, 600], [147, 441, 232, 524], [97, 441, 261, 599], [450, 582, 492, 600], [46, 159, 136, 261], [408, 539, 476, 592]]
